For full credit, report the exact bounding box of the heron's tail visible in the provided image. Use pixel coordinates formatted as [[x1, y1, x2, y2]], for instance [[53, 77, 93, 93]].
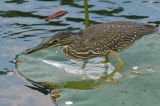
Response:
[[142, 24, 158, 34]]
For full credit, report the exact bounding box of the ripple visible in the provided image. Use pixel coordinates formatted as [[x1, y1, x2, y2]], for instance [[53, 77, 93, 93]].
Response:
[[5, 0, 28, 4], [148, 21, 160, 27], [0, 10, 46, 19], [89, 7, 124, 16], [66, 17, 101, 24], [117, 15, 149, 19], [99, 0, 116, 4]]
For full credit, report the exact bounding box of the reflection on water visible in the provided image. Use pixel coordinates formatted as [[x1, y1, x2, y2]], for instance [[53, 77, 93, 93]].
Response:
[[0, 0, 160, 105], [5, 0, 28, 4], [117, 15, 149, 19], [89, 7, 124, 16], [0, 10, 46, 19], [42, 59, 121, 80], [0, 71, 9, 75], [148, 21, 160, 27]]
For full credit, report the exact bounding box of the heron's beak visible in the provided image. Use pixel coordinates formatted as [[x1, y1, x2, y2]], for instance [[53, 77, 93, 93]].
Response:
[[24, 42, 52, 55]]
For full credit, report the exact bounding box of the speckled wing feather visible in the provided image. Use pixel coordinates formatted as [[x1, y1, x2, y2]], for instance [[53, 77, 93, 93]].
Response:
[[82, 21, 158, 53]]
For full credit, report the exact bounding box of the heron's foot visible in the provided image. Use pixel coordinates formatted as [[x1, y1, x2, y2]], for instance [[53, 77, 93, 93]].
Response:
[[98, 75, 118, 85], [99, 61, 124, 81], [99, 51, 124, 80], [99, 74, 116, 81]]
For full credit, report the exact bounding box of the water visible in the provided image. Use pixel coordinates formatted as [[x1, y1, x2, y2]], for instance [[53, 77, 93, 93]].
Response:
[[0, 0, 160, 106]]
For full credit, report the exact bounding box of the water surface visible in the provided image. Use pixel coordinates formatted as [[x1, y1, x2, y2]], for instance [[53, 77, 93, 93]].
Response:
[[0, 0, 160, 106]]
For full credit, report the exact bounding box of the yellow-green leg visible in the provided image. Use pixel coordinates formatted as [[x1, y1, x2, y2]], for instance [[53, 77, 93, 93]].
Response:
[[102, 56, 110, 63], [100, 51, 124, 80]]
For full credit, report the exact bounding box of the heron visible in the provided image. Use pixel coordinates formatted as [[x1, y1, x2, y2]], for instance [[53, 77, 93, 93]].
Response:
[[24, 18, 158, 80]]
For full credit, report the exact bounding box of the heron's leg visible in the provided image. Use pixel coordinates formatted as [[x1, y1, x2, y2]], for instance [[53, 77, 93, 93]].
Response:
[[107, 51, 124, 79], [81, 60, 88, 79], [99, 51, 124, 80], [101, 56, 110, 63], [81, 60, 88, 69], [82, 63, 87, 69]]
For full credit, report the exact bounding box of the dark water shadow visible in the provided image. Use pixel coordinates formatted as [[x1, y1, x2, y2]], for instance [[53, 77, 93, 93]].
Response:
[[148, 21, 160, 27], [99, 0, 116, 4], [89, 7, 124, 16], [5, 0, 28, 4], [0, 71, 8, 75], [23, 76, 116, 102], [66, 17, 101, 25], [122, 1, 132, 4], [0, 10, 46, 19], [116, 15, 149, 19]]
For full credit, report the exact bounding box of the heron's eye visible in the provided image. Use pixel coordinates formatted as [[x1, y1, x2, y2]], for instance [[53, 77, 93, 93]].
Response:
[[49, 39, 59, 44]]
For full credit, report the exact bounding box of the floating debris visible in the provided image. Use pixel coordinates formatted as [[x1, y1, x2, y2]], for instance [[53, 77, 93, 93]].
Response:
[[45, 10, 67, 21], [133, 66, 138, 70], [7, 72, 14, 76], [65, 101, 73, 105]]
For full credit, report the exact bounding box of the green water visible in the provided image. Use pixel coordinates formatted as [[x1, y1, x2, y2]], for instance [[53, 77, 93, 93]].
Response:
[[1, 0, 160, 106]]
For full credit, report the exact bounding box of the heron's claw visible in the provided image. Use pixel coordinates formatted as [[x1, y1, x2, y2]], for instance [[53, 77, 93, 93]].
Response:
[[98, 75, 118, 86]]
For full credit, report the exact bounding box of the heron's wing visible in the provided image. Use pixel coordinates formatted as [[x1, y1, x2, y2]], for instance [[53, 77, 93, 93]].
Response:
[[81, 21, 158, 52], [82, 21, 157, 44]]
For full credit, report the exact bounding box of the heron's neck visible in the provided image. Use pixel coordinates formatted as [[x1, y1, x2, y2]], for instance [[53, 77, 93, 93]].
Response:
[[69, 31, 83, 37], [58, 31, 83, 46], [66, 31, 83, 43]]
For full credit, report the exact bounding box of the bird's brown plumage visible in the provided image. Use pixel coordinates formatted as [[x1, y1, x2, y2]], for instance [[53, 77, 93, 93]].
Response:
[[81, 21, 158, 53], [63, 21, 158, 60]]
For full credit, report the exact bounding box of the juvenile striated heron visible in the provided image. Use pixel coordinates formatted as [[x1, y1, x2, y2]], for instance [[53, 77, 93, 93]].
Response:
[[25, 21, 158, 80]]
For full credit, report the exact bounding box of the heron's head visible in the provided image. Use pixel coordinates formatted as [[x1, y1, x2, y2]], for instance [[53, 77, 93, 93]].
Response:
[[25, 32, 81, 54]]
